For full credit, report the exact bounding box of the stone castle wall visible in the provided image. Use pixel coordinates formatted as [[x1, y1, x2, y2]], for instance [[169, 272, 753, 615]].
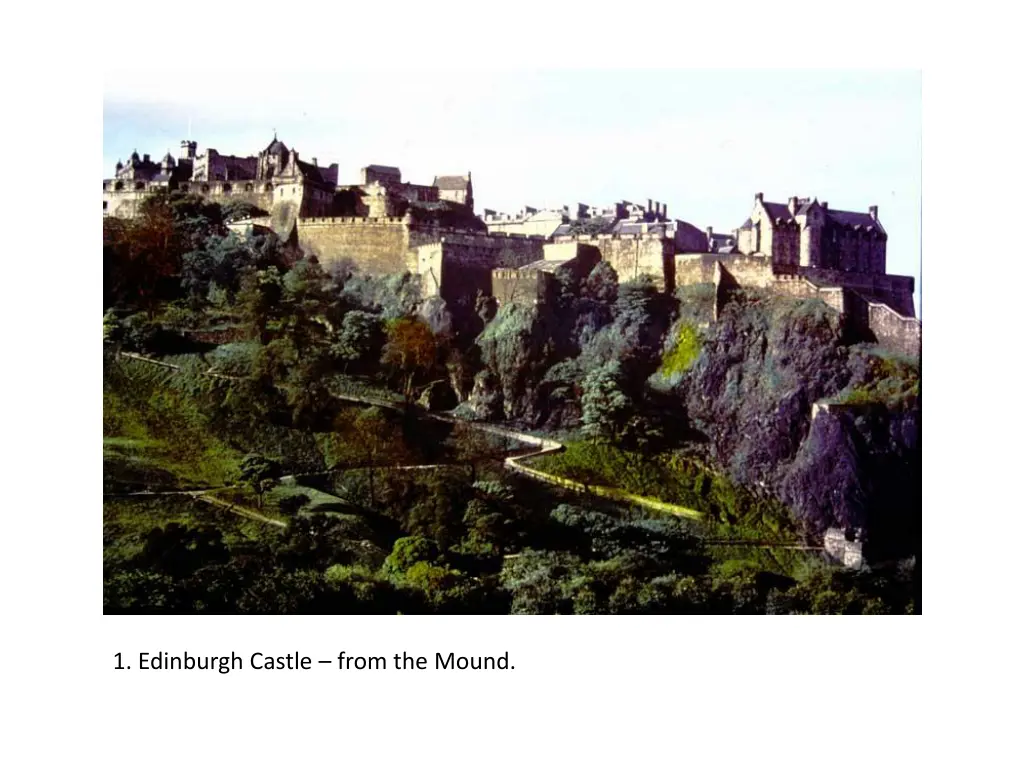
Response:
[[414, 232, 546, 305], [675, 252, 775, 288], [296, 216, 417, 274], [553, 234, 672, 288], [866, 302, 922, 358], [492, 268, 554, 306]]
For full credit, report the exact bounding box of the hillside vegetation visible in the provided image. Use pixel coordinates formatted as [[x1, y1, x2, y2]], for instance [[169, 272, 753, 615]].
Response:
[[101, 191, 920, 613]]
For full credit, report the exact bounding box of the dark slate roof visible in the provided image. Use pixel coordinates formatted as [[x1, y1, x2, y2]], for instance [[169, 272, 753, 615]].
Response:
[[827, 208, 879, 229], [296, 160, 325, 183], [265, 136, 288, 155], [366, 164, 401, 174], [433, 175, 469, 190], [614, 220, 669, 236], [762, 201, 795, 223], [738, 218, 754, 229]]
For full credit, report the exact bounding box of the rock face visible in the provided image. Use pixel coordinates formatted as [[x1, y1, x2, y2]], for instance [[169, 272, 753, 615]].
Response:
[[678, 295, 920, 558]]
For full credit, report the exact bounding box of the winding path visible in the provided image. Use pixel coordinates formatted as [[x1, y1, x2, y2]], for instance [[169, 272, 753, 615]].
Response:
[[112, 351, 821, 550]]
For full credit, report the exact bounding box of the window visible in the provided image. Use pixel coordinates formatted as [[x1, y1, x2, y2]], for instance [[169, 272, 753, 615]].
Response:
[[103, 201, 108, 210], [114, 181, 123, 191], [223, 184, 232, 194], [135, 182, 145, 191]]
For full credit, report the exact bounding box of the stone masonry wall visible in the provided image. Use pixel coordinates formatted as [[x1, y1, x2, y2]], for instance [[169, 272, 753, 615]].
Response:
[[867, 302, 922, 359], [493, 268, 553, 306], [296, 217, 415, 274], [413, 233, 546, 305], [103, 181, 281, 220], [797, 267, 915, 317], [675, 253, 775, 289], [554, 234, 671, 289]]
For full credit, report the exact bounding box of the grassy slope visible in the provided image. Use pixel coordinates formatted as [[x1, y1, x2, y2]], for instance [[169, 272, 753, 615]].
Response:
[[529, 439, 799, 542]]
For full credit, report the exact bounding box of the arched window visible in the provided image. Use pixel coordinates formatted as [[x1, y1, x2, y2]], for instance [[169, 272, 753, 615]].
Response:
[[114, 181, 123, 191], [201, 184, 210, 194], [134, 182, 145, 191], [223, 184, 232, 194], [245, 183, 253, 192], [264, 183, 273, 193]]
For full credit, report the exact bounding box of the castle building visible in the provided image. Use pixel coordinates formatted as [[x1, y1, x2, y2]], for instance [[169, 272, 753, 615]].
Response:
[[674, 192, 920, 356], [433, 174, 474, 211], [103, 134, 339, 220], [102, 134, 920, 357], [735, 193, 886, 274], [484, 206, 570, 238]]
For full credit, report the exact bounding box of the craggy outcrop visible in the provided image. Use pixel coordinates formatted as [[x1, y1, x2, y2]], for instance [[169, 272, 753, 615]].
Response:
[[678, 293, 920, 557]]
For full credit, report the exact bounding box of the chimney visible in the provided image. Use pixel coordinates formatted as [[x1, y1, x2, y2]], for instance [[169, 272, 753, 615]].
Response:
[[647, 198, 653, 214], [868, 205, 878, 221], [788, 196, 799, 215], [821, 201, 828, 211], [143, 153, 150, 163], [312, 157, 317, 167], [755, 192, 763, 203], [706, 226, 714, 252], [661, 203, 668, 219]]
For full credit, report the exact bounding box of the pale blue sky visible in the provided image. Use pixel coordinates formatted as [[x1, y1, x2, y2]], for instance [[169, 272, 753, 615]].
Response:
[[104, 70, 921, 312]]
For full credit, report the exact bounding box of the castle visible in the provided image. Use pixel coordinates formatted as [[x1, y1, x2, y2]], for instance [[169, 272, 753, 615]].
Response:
[[104, 135, 920, 356]]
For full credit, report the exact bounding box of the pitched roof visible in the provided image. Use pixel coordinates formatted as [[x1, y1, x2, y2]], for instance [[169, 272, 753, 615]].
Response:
[[826, 208, 879, 230], [762, 201, 795, 223], [296, 159, 325, 183], [265, 136, 288, 155], [762, 198, 883, 232], [433, 175, 470, 191], [366, 164, 401, 174]]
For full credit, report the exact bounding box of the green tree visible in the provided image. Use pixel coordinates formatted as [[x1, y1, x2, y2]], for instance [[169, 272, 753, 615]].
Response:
[[239, 454, 281, 507], [333, 311, 384, 372], [237, 267, 284, 344]]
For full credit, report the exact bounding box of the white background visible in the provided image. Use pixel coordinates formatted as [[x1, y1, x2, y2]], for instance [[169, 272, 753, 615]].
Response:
[[3, 1, 1022, 766]]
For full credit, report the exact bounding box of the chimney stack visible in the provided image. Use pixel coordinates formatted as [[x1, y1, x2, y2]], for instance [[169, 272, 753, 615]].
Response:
[[647, 198, 653, 214], [868, 205, 878, 221], [788, 196, 799, 215], [821, 201, 828, 211], [755, 192, 764, 203], [312, 157, 317, 167], [661, 203, 668, 219]]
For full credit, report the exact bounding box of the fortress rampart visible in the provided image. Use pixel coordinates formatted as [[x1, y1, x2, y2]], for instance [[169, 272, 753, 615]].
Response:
[[413, 231, 546, 304], [553, 233, 673, 289], [699, 254, 920, 355]]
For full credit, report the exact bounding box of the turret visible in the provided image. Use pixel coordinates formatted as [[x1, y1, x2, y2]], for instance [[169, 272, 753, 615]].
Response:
[[179, 140, 197, 161]]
